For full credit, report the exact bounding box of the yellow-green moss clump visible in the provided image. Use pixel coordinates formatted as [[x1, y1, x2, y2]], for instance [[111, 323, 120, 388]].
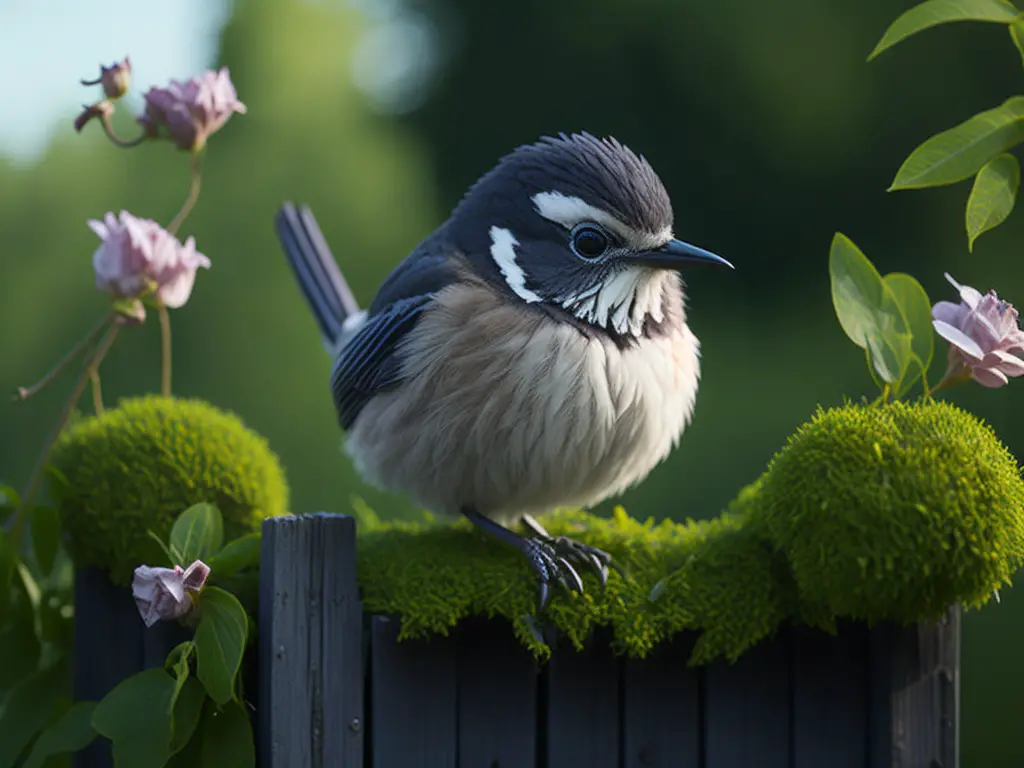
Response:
[[758, 399, 1024, 623], [50, 395, 289, 586], [352, 399, 1024, 665]]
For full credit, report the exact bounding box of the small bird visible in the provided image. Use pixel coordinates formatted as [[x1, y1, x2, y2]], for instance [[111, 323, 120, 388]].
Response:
[[275, 132, 732, 611]]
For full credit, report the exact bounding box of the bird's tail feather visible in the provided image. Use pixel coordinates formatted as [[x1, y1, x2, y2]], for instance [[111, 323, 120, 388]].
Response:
[[275, 202, 361, 352]]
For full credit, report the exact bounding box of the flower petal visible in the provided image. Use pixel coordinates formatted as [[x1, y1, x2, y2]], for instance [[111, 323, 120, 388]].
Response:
[[932, 319, 985, 361], [972, 367, 1009, 388], [931, 300, 966, 327], [983, 349, 1024, 377], [944, 272, 983, 309]]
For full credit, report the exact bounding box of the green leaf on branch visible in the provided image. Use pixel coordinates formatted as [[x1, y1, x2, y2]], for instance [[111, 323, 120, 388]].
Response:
[[869, 0, 1021, 60], [170, 678, 207, 754], [30, 506, 61, 576], [829, 233, 914, 386], [170, 503, 224, 566], [92, 668, 176, 768], [0, 661, 69, 768], [882, 273, 935, 396], [197, 699, 255, 768], [194, 587, 248, 706], [890, 96, 1024, 190], [207, 534, 261, 581], [22, 701, 98, 768], [966, 152, 1021, 250], [1011, 19, 1024, 67]]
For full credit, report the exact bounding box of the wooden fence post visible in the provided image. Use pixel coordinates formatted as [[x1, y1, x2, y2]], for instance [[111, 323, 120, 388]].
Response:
[[258, 513, 363, 768]]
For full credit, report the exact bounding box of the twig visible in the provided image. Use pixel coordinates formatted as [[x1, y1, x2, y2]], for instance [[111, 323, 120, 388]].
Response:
[[12, 314, 110, 401], [90, 369, 105, 414], [158, 302, 172, 397], [9, 323, 120, 550], [167, 153, 202, 236], [100, 111, 148, 149]]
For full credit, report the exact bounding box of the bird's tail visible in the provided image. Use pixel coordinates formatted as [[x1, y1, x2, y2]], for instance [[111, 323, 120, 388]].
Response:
[[274, 202, 362, 353]]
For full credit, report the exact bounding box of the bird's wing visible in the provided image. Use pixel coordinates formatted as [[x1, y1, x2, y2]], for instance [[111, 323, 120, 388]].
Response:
[[275, 202, 361, 352], [332, 246, 459, 430]]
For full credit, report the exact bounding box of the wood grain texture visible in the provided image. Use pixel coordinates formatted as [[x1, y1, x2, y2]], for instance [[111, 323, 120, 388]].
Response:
[[791, 622, 868, 768], [543, 629, 620, 768], [703, 630, 791, 768], [621, 634, 700, 768], [456, 618, 539, 768], [869, 606, 961, 768], [369, 615, 457, 768], [258, 513, 363, 768]]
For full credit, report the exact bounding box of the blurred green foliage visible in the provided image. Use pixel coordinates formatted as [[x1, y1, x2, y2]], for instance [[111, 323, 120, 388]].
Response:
[[2, 0, 1024, 762]]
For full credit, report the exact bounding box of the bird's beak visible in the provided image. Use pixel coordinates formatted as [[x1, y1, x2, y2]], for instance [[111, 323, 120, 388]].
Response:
[[630, 239, 734, 271]]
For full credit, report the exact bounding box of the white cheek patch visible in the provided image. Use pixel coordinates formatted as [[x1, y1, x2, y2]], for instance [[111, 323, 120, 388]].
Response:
[[489, 226, 543, 303], [531, 191, 672, 250], [560, 268, 669, 336]]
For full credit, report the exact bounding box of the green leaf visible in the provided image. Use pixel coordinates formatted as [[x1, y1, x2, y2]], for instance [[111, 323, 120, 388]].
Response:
[[966, 152, 1021, 250], [170, 678, 206, 754], [194, 588, 248, 706], [30, 506, 61, 576], [197, 700, 255, 768], [1011, 19, 1024, 66], [869, 0, 1020, 60], [0, 485, 18, 524], [829, 233, 914, 385], [170, 503, 224, 567], [0, 530, 15, 610], [92, 668, 176, 768], [890, 97, 1024, 190], [0, 661, 69, 768], [165, 641, 195, 674], [207, 535, 261, 582], [883, 273, 935, 396], [22, 701, 97, 768]]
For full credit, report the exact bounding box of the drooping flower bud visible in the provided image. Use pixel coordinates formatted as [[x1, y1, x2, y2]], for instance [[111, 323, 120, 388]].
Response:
[[80, 57, 132, 100], [73, 101, 114, 133]]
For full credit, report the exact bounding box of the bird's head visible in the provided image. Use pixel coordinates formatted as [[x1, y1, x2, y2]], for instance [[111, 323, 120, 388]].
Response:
[[443, 132, 733, 339]]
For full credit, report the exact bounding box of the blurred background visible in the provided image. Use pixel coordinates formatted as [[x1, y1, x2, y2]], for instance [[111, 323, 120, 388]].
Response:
[[2, 0, 1022, 762]]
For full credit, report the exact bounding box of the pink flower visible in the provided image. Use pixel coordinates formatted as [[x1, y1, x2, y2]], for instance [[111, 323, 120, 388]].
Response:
[[89, 211, 210, 308], [132, 561, 210, 628], [138, 67, 246, 152], [932, 272, 1024, 388]]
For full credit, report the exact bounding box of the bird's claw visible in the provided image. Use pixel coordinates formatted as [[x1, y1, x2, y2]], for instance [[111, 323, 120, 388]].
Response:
[[520, 517, 616, 612]]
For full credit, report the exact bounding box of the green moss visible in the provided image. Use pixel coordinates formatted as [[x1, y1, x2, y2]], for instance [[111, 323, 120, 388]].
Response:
[[758, 399, 1024, 623], [50, 395, 289, 586], [352, 399, 1024, 664]]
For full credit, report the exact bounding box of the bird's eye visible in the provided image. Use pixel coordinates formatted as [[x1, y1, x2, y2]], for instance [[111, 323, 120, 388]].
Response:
[[570, 224, 610, 260]]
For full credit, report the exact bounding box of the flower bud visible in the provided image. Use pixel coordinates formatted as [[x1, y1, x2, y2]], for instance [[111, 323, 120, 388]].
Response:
[[131, 560, 210, 627], [73, 101, 114, 133], [80, 57, 131, 100]]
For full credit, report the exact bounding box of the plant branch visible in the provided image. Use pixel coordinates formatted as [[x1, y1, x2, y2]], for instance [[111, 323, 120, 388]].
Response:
[[9, 323, 120, 550], [167, 153, 203, 237], [100, 111, 148, 149], [158, 302, 172, 397], [90, 369, 105, 414], [13, 314, 111, 402]]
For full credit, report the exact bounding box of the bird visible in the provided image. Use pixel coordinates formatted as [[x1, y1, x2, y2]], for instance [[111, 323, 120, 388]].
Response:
[[274, 132, 733, 612]]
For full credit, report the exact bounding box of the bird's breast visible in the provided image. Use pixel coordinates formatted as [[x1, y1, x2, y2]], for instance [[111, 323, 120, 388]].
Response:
[[344, 279, 701, 524]]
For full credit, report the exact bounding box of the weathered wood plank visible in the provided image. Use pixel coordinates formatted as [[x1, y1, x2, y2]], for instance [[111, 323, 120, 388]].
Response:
[[544, 629, 620, 768], [791, 621, 868, 768], [868, 606, 961, 768], [369, 615, 457, 768], [703, 630, 791, 768], [455, 618, 539, 767], [258, 513, 363, 768], [621, 633, 700, 768]]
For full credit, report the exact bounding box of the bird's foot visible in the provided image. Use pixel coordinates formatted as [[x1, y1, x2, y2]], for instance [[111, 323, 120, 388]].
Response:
[[460, 507, 617, 614]]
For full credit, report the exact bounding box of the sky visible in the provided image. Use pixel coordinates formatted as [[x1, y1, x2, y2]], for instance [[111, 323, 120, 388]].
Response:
[[0, 0, 232, 165]]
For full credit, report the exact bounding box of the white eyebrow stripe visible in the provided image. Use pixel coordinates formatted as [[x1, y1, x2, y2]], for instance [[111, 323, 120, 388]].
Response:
[[531, 191, 672, 250], [489, 226, 542, 303]]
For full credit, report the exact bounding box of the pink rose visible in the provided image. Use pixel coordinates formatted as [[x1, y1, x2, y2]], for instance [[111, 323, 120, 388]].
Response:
[[932, 272, 1024, 388], [131, 561, 210, 628], [138, 67, 246, 152], [88, 210, 210, 309]]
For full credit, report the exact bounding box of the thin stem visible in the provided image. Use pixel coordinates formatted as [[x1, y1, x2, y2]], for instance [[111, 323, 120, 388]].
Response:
[[90, 369, 105, 414], [166, 153, 202, 237], [9, 323, 120, 550], [100, 111, 148, 149], [13, 314, 110, 401], [158, 302, 172, 397]]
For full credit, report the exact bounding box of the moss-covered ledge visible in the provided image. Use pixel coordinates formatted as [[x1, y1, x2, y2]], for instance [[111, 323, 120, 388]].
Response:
[[354, 399, 1024, 665]]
